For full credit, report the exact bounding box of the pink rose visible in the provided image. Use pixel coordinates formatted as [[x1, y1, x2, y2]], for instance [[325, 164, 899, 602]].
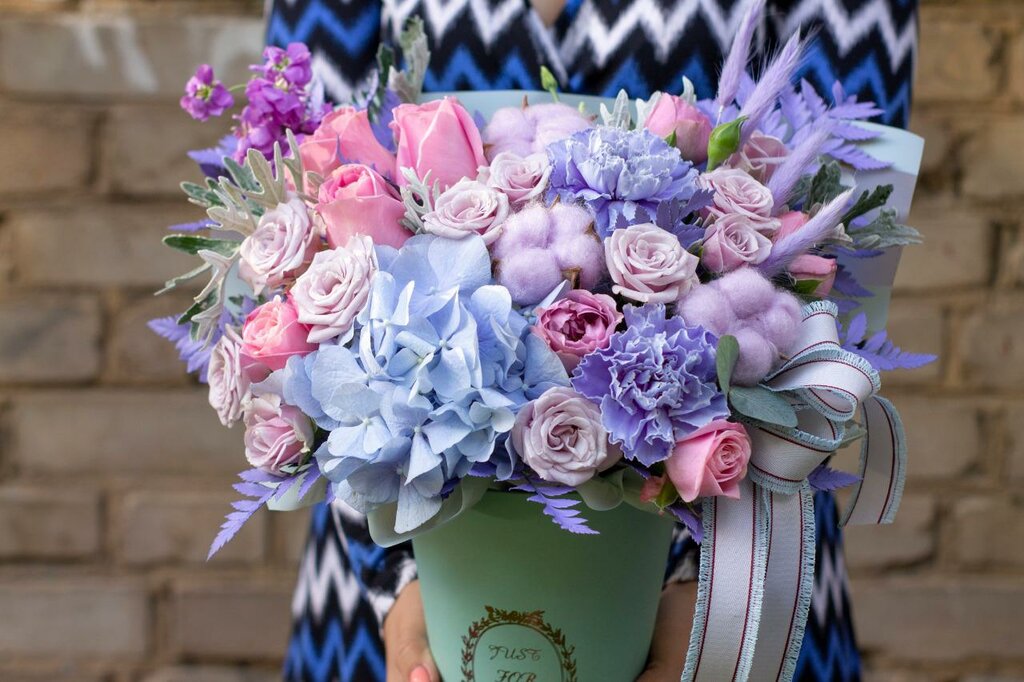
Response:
[[392, 97, 487, 190], [240, 296, 317, 380], [700, 214, 773, 273], [300, 106, 396, 181], [422, 179, 510, 244], [243, 391, 314, 474], [644, 94, 713, 164], [511, 386, 621, 487], [788, 254, 837, 297], [774, 211, 809, 242], [482, 102, 592, 161], [640, 474, 667, 504], [238, 197, 318, 295], [207, 328, 250, 427], [699, 168, 780, 233], [479, 152, 551, 206], [318, 164, 410, 250], [728, 132, 788, 184], [533, 289, 622, 371], [291, 235, 378, 344], [605, 223, 700, 304], [665, 420, 751, 502]]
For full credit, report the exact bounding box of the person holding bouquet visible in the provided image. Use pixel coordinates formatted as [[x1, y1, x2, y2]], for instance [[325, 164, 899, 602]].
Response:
[[258, 1, 919, 680]]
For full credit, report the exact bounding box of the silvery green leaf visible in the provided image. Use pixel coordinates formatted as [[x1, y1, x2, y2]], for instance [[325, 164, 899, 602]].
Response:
[[181, 180, 223, 208], [399, 167, 438, 233], [807, 161, 846, 209], [600, 90, 632, 129], [387, 17, 429, 103], [163, 234, 240, 256], [155, 262, 210, 296], [729, 385, 799, 428], [634, 92, 661, 129], [848, 208, 923, 250]]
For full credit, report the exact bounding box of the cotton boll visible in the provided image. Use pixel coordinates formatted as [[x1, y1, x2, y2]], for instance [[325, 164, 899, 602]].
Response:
[[716, 267, 775, 319], [497, 248, 563, 305], [490, 204, 552, 258], [676, 286, 735, 337], [756, 292, 802, 357], [548, 202, 595, 239], [731, 327, 775, 386], [528, 104, 593, 152], [551, 233, 605, 289]]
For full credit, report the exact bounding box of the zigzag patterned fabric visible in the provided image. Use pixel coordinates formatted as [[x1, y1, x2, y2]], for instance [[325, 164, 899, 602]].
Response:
[[268, 2, 917, 680]]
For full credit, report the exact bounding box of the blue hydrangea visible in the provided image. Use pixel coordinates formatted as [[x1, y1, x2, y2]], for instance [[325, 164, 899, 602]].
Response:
[[546, 126, 699, 238], [285, 235, 568, 533], [571, 304, 728, 467]]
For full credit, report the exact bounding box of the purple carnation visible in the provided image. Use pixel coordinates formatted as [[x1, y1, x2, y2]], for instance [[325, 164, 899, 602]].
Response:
[[572, 304, 728, 466], [180, 64, 234, 121], [546, 126, 699, 238]]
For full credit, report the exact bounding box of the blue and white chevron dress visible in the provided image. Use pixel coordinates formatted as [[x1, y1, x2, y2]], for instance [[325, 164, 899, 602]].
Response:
[[267, 1, 917, 679]]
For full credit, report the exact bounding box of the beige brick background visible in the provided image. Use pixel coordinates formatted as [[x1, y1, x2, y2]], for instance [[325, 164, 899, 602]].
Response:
[[0, 0, 1022, 680]]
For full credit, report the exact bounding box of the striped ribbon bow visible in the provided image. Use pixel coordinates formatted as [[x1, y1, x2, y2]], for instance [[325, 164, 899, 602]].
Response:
[[680, 301, 907, 682]]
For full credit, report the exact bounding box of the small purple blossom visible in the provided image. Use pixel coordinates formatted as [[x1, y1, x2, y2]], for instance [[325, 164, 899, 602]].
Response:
[[546, 126, 699, 238], [180, 64, 234, 121], [572, 304, 728, 466], [256, 43, 313, 87]]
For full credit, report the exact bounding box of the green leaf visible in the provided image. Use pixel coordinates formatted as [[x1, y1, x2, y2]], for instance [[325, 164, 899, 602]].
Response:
[[540, 65, 560, 103], [716, 335, 740, 394], [224, 157, 260, 192], [181, 181, 223, 208], [664, 130, 677, 148], [839, 184, 893, 226], [706, 116, 746, 171], [791, 278, 824, 297], [847, 208, 923, 250], [654, 477, 680, 510], [807, 161, 845, 208], [729, 386, 799, 428], [163, 234, 240, 256], [177, 291, 217, 326], [155, 263, 210, 296]]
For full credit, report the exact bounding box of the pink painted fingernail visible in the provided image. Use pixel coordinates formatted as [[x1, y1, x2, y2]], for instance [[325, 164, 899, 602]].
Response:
[[410, 666, 431, 682]]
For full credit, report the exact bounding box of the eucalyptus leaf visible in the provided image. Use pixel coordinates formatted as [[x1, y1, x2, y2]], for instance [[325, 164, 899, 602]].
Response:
[[163, 234, 240, 256], [729, 385, 799, 428], [716, 335, 739, 394]]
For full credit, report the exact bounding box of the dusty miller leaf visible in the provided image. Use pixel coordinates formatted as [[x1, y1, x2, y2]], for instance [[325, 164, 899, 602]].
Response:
[[600, 90, 632, 129], [387, 17, 429, 103], [848, 208, 923, 250]]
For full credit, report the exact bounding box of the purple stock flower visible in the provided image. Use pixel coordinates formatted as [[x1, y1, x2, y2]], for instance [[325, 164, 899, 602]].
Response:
[[546, 126, 699, 238], [256, 43, 313, 87], [180, 64, 234, 121], [572, 304, 728, 466]]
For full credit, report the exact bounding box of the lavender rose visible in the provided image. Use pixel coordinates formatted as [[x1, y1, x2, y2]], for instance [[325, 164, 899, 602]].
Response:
[[479, 152, 551, 207], [700, 214, 773, 273], [291, 235, 377, 344], [243, 391, 314, 474], [728, 132, 788, 184], [207, 328, 249, 427], [511, 386, 621, 487], [238, 197, 318, 295], [605, 223, 699, 304], [699, 168, 780, 234], [422, 179, 510, 244]]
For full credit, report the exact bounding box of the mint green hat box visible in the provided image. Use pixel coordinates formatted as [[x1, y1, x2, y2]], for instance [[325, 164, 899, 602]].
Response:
[[412, 491, 675, 682]]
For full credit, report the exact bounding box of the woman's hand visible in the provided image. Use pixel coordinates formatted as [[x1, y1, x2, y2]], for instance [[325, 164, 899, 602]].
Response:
[[637, 581, 698, 682], [383, 580, 440, 682]]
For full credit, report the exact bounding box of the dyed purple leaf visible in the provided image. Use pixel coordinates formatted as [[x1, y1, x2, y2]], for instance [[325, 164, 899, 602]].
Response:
[[147, 316, 214, 381], [168, 219, 216, 233], [807, 465, 861, 492], [829, 143, 891, 171], [839, 313, 937, 371], [512, 474, 598, 535], [209, 468, 285, 559], [831, 267, 873, 298], [297, 467, 324, 501], [666, 501, 704, 544], [830, 122, 881, 142]]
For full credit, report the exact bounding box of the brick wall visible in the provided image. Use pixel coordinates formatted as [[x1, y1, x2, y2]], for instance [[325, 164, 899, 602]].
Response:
[[0, 1, 1021, 680]]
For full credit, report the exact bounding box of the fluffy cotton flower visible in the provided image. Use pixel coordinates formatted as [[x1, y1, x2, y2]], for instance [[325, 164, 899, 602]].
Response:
[[605, 223, 700, 303], [291, 235, 378, 344], [512, 386, 621, 487], [422, 179, 510, 244], [676, 268, 802, 386], [482, 102, 592, 160], [207, 328, 249, 427], [479, 152, 551, 207], [699, 167, 780, 234], [700, 214, 773, 273], [242, 391, 314, 474], [238, 197, 318, 295]]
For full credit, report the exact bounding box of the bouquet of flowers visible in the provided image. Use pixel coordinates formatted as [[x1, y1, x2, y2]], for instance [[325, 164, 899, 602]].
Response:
[[154, 6, 932, 681]]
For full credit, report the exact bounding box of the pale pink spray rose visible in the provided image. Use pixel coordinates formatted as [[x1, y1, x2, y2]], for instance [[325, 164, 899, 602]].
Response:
[[665, 419, 752, 502], [207, 327, 250, 427], [238, 197, 318, 295], [511, 386, 622, 487], [728, 131, 788, 184], [422, 179, 510, 244], [605, 223, 700, 304], [317, 164, 410, 250], [240, 296, 317, 380], [643, 93, 714, 164], [788, 254, 838, 297], [700, 213, 773, 273], [479, 152, 551, 206], [482, 102, 592, 161], [291, 235, 378, 344], [391, 97, 487, 190], [242, 391, 314, 475], [699, 167, 780, 233], [533, 289, 622, 371], [773, 210, 810, 242], [300, 106, 396, 181]]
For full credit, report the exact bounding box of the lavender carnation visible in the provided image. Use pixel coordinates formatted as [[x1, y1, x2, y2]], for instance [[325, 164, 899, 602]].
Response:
[[546, 127, 699, 237], [572, 304, 728, 466]]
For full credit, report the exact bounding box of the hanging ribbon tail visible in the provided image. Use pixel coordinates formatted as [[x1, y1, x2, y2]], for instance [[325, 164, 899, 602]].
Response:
[[841, 395, 907, 526], [682, 478, 769, 682]]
